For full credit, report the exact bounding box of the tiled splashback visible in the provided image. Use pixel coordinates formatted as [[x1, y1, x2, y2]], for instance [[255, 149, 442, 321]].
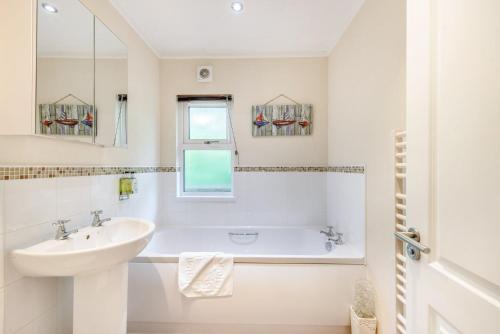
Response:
[[160, 169, 365, 244], [327, 172, 366, 254], [161, 172, 328, 227], [0, 165, 365, 334], [0, 173, 161, 334]]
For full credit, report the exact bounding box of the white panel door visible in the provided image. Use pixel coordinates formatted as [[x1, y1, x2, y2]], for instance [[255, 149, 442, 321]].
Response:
[[406, 0, 500, 333]]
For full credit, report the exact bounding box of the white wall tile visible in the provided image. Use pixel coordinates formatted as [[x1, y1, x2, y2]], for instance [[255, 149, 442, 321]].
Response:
[[117, 174, 160, 224], [4, 277, 57, 334], [91, 175, 119, 213], [244, 173, 289, 226], [159, 172, 328, 228], [286, 173, 326, 226], [326, 172, 366, 253], [64, 212, 93, 231], [186, 202, 233, 226], [161, 173, 177, 193], [3, 179, 57, 233], [134, 173, 159, 200], [90, 174, 120, 225], [4, 222, 53, 285], [56, 177, 91, 219], [12, 307, 57, 334]]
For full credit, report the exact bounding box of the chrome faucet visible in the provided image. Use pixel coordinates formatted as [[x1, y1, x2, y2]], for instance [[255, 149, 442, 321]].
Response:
[[53, 219, 78, 240], [320, 226, 344, 245], [91, 210, 111, 227]]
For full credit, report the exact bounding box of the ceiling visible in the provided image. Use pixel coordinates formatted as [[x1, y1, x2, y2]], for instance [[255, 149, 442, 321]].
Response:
[[38, 0, 127, 58], [111, 0, 365, 58]]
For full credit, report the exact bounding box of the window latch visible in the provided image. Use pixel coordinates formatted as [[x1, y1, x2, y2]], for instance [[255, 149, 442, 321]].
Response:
[[203, 140, 220, 144]]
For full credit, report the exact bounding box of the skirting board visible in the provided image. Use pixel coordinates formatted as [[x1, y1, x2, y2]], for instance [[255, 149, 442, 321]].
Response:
[[128, 322, 350, 334]]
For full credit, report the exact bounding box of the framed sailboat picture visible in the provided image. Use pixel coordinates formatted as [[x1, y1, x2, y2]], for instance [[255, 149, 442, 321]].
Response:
[[252, 104, 312, 136], [39, 104, 95, 136]]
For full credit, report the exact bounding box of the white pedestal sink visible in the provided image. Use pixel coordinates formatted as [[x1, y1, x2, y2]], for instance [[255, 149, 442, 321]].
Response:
[[10, 217, 155, 334]]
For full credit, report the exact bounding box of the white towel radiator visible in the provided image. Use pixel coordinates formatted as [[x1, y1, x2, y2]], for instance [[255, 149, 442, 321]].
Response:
[[394, 130, 407, 334]]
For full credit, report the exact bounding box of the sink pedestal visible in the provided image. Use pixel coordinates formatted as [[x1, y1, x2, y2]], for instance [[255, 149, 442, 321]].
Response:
[[74, 263, 128, 334]]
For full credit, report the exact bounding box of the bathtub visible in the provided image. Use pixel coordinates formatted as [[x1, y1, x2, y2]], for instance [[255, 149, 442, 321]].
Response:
[[128, 226, 366, 334], [134, 226, 364, 264]]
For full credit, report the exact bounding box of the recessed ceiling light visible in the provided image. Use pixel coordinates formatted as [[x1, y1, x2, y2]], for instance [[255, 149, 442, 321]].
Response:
[[231, 1, 244, 13], [41, 3, 58, 13]]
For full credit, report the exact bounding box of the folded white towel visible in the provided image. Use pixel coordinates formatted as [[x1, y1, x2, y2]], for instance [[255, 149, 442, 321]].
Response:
[[178, 252, 234, 298]]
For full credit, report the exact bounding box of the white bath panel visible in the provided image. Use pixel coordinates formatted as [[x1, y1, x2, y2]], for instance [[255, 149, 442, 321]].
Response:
[[128, 263, 365, 328]]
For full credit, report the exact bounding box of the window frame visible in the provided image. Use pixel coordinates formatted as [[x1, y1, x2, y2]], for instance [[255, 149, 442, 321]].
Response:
[[177, 100, 234, 198]]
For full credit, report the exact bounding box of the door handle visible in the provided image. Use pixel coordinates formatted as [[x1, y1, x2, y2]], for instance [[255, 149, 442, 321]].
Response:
[[395, 227, 430, 260]]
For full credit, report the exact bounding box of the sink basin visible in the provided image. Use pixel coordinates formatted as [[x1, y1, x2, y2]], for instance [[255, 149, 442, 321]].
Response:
[[10, 217, 155, 334], [11, 217, 155, 277]]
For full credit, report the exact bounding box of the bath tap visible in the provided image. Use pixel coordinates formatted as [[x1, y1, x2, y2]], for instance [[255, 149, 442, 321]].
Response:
[[320, 226, 344, 245], [90, 210, 111, 227], [53, 219, 78, 240]]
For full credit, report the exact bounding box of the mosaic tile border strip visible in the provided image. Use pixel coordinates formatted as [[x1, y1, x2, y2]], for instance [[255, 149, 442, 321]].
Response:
[[158, 167, 178, 173], [0, 165, 364, 181], [234, 166, 364, 173], [234, 166, 327, 173], [0, 166, 168, 181], [327, 166, 365, 174]]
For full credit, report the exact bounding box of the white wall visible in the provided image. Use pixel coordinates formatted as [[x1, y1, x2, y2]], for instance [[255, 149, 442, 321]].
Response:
[[327, 0, 406, 332], [0, 0, 34, 136], [160, 58, 328, 167]]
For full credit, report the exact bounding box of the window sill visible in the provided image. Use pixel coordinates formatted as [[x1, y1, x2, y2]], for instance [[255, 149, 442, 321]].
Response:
[[175, 195, 236, 203]]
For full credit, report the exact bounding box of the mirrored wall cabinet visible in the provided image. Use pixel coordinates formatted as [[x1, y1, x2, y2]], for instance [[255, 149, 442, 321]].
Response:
[[0, 0, 128, 147]]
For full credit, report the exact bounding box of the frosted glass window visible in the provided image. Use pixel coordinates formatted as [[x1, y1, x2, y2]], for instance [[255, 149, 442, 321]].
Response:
[[178, 100, 234, 197], [188, 107, 227, 140], [184, 150, 232, 193]]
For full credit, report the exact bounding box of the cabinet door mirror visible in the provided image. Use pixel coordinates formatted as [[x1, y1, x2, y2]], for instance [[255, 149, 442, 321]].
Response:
[[94, 17, 128, 147], [36, 0, 95, 143], [35, 0, 128, 147]]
